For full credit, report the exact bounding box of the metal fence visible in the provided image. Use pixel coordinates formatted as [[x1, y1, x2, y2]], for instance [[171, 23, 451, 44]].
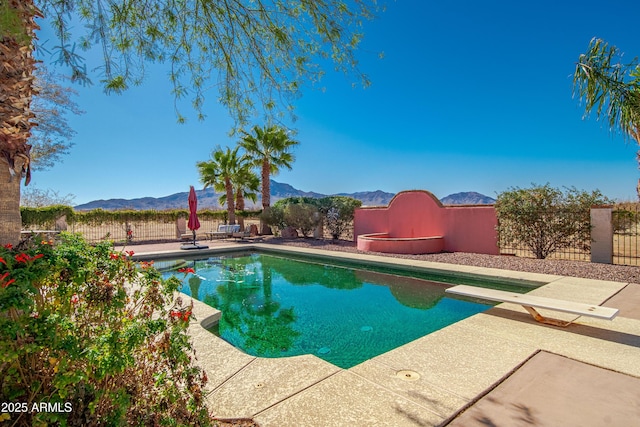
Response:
[[499, 238, 591, 262], [497, 206, 592, 262], [499, 203, 640, 266], [613, 203, 640, 266], [24, 216, 261, 245], [22, 204, 640, 265]]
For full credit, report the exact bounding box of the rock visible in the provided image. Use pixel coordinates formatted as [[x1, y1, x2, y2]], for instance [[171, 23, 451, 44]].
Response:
[[281, 226, 299, 239]]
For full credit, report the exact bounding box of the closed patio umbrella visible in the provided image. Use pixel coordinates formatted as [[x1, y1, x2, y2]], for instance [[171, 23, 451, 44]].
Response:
[[182, 186, 208, 250], [188, 186, 200, 244]]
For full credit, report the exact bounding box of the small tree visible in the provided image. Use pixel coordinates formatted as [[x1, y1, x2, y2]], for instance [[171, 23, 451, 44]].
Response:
[[30, 68, 84, 171], [285, 203, 320, 237], [495, 184, 610, 259], [260, 204, 286, 234], [320, 196, 362, 240], [264, 198, 319, 237], [20, 187, 75, 207]]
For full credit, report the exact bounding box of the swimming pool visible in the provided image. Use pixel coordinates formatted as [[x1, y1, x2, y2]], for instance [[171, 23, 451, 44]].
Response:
[[160, 252, 532, 368]]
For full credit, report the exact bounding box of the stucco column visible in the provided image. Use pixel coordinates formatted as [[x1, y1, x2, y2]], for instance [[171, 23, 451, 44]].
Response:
[[590, 206, 613, 264]]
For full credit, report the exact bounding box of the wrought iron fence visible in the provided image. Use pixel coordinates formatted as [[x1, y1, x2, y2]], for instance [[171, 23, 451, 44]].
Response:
[[22, 210, 262, 245], [497, 209, 592, 261], [499, 239, 591, 262], [613, 203, 640, 266], [67, 218, 257, 244]]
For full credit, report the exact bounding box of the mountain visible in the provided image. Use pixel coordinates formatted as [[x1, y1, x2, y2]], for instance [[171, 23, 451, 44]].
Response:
[[74, 181, 494, 210], [74, 180, 395, 210], [440, 192, 495, 205]]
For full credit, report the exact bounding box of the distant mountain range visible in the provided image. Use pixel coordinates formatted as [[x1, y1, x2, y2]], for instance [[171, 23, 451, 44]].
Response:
[[74, 180, 495, 211], [440, 191, 496, 205]]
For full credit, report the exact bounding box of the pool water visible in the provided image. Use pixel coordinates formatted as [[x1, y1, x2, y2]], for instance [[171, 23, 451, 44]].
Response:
[[163, 253, 496, 368]]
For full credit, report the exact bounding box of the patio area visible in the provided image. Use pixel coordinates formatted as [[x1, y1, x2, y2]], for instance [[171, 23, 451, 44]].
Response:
[[124, 240, 640, 426]]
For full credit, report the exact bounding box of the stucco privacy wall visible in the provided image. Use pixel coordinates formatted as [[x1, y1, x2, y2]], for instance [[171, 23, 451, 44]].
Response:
[[354, 190, 500, 254]]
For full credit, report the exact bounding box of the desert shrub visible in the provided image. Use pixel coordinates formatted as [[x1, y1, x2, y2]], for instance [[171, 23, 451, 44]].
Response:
[[265, 196, 361, 239], [613, 202, 640, 234], [495, 184, 610, 259], [261, 201, 320, 237], [260, 205, 286, 235], [285, 203, 321, 237], [0, 233, 211, 426], [320, 196, 362, 240]]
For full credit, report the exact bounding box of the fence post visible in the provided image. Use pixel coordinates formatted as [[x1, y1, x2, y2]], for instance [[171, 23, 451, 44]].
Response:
[[590, 206, 613, 264], [55, 215, 68, 231]]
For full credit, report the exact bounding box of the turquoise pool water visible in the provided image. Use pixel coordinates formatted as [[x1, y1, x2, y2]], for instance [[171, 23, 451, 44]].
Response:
[[161, 252, 514, 368]]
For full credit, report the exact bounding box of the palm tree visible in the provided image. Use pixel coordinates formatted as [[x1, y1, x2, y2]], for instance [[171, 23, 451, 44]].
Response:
[[239, 125, 299, 234], [218, 156, 260, 230], [0, 0, 40, 245], [573, 38, 640, 196], [232, 162, 260, 230], [196, 146, 241, 225]]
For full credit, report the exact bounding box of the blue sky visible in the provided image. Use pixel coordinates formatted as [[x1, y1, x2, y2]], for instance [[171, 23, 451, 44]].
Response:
[[32, 0, 640, 205]]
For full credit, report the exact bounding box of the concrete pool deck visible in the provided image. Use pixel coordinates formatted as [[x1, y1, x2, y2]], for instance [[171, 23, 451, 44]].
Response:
[[124, 241, 640, 426]]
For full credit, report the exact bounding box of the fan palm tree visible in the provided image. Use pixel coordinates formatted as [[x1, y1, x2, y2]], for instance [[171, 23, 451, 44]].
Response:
[[219, 157, 260, 230], [0, 0, 40, 245], [239, 125, 299, 234], [197, 146, 242, 225], [573, 37, 640, 196]]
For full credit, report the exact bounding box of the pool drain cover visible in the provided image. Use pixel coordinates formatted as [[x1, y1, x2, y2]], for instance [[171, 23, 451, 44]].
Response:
[[318, 347, 331, 355], [254, 382, 265, 389], [396, 370, 420, 381], [360, 326, 373, 332]]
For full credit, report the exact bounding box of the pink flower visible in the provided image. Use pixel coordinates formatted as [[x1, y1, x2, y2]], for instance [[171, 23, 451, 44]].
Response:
[[177, 267, 196, 275], [70, 294, 79, 304]]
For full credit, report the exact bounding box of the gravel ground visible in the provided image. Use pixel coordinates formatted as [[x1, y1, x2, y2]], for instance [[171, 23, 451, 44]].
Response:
[[260, 237, 640, 284]]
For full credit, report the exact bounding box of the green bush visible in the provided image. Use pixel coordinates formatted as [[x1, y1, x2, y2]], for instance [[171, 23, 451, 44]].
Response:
[[0, 233, 211, 426], [495, 184, 611, 259], [20, 206, 261, 228], [285, 204, 321, 237], [263, 196, 361, 239], [612, 202, 640, 234], [320, 196, 362, 239]]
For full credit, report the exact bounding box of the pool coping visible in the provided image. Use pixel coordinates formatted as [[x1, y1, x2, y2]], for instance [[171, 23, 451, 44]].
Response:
[[133, 242, 640, 426]]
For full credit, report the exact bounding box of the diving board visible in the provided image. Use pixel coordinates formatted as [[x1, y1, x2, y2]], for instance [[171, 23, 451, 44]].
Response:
[[445, 285, 619, 327]]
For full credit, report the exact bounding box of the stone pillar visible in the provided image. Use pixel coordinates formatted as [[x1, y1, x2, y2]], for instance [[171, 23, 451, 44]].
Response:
[[55, 215, 68, 231], [590, 206, 613, 264]]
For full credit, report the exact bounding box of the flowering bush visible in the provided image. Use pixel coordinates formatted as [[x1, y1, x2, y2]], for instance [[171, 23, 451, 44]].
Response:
[[0, 233, 211, 426], [322, 197, 361, 240]]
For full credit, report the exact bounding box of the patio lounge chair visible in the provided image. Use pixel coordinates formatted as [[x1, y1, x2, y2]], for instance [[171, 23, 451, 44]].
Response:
[[176, 218, 196, 241], [208, 224, 241, 240]]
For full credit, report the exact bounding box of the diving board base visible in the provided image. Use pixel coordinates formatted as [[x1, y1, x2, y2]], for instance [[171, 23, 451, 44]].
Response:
[[522, 306, 572, 327]]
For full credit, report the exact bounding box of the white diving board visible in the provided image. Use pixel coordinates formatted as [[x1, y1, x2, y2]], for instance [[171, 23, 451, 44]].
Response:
[[445, 284, 619, 327]]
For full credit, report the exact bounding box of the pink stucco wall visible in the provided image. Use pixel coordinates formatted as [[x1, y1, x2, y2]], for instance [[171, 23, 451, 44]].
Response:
[[354, 190, 499, 255]]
